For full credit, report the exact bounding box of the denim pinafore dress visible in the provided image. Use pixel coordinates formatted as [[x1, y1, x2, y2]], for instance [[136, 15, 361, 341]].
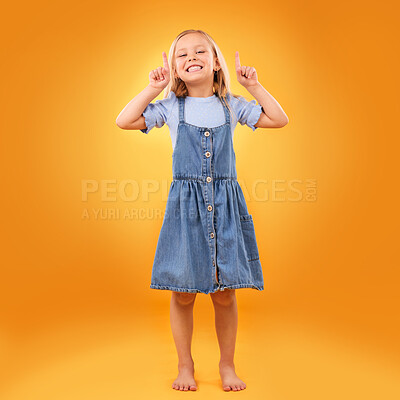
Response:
[[150, 94, 264, 294]]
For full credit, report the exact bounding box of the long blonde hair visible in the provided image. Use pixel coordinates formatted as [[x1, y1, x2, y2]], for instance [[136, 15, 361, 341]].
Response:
[[163, 29, 243, 120]]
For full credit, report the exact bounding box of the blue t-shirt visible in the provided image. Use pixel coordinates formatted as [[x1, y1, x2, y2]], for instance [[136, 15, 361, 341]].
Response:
[[140, 91, 263, 150]]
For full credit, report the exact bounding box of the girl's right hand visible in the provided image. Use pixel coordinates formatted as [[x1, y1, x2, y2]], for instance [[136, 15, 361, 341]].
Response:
[[148, 52, 170, 90]]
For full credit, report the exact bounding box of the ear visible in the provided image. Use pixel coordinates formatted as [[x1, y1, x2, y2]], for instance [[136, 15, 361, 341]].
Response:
[[214, 58, 221, 71]]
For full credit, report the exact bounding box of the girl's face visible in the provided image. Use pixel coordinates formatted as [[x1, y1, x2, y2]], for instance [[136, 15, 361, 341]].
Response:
[[174, 33, 219, 84]]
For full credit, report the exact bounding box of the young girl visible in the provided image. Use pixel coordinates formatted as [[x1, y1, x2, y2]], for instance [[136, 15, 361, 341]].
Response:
[[116, 29, 288, 392]]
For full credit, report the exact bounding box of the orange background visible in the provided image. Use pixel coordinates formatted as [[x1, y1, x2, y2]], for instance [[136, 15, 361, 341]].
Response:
[[1, 0, 399, 398]]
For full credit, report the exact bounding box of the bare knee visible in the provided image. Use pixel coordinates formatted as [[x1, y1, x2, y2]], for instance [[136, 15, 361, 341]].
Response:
[[172, 291, 197, 306], [210, 289, 236, 306]]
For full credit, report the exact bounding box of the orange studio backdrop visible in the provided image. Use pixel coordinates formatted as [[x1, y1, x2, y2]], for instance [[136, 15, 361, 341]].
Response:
[[1, 0, 399, 399]]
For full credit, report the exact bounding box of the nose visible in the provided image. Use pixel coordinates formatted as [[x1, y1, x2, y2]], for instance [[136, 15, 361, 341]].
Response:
[[188, 53, 197, 61]]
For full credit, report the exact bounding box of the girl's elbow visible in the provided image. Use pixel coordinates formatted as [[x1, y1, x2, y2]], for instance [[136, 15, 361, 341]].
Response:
[[276, 116, 289, 128], [116, 118, 128, 129]]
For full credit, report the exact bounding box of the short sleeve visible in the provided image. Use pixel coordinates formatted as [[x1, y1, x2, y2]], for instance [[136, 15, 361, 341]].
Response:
[[231, 95, 263, 131], [140, 91, 176, 134]]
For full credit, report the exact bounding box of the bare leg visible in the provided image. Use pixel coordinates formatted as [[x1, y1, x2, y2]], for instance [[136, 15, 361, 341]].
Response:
[[170, 291, 198, 391], [210, 289, 246, 391]]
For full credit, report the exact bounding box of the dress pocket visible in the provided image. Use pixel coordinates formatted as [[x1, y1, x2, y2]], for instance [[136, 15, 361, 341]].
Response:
[[239, 214, 260, 261]]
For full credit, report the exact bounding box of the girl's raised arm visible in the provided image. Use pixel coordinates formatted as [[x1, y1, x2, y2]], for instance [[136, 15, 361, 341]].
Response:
[[116, 52, 170, 130], [235, 51, 289, 128]]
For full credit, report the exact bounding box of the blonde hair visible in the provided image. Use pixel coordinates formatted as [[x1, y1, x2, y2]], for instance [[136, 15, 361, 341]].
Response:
[[163, 29, 244, 121]]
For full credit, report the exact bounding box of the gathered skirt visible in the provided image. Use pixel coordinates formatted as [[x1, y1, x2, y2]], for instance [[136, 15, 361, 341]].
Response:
[[149, 178, 264, 294]]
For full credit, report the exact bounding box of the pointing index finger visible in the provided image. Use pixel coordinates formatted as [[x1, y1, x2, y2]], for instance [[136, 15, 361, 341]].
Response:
[[162, 51, 170, 71], [235, 51, 241, 69]]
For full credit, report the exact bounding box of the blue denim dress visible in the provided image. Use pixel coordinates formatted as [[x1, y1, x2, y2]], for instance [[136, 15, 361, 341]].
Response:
[[150, 95, 264, 294]]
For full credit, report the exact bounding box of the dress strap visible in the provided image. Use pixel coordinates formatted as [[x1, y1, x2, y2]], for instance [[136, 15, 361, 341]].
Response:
[[178, 96, 185, 123]]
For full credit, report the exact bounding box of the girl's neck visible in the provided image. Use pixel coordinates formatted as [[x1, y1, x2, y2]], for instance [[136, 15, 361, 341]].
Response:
[[185, 82, 214, 98]]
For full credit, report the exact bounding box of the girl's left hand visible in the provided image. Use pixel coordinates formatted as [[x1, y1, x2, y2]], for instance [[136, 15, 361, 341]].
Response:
[[235, 51, 259, 88]]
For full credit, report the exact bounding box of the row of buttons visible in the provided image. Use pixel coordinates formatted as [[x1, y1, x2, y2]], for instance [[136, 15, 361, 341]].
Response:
[[205, 130, 215, 241], [205, 132, 217, 279]]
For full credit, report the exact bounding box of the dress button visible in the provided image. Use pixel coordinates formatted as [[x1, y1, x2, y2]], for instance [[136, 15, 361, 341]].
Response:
[[210, 232, 215, 238], [206, 176, 212, 182], [204, 131, 210, 137], [207, 205, 213, 211], [205, 151, 211, 158]]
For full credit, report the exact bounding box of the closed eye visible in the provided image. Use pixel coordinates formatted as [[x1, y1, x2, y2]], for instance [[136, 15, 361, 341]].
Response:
[[178, 51, 205, 57]]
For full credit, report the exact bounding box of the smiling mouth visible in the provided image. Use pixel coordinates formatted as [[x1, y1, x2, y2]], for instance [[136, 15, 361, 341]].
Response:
[[186, 66, 203, 73]]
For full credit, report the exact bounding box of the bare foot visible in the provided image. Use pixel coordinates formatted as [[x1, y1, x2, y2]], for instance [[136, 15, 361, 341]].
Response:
[[219, 361, 246, 391], [172, 363, 197, 391]]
